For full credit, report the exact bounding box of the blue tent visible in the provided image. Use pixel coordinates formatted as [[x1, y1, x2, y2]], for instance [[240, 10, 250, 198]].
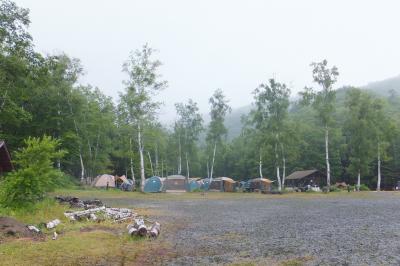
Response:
[[144, 176, 163, 193], [188, 180, 201, 192], [200, 178, 211, 190]]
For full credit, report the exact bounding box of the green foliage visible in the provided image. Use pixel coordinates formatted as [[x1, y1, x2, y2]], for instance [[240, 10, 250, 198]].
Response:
[[329, 185, 342, 192], [359, 184, 370, 191], [0, 136, 65, 208]]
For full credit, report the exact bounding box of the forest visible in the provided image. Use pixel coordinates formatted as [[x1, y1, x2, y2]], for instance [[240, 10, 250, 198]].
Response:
[[2, 0, 400, 192]]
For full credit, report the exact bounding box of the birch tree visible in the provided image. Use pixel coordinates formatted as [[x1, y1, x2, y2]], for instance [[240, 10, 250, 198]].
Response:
[[251, 78, 290, 191], [119, 44, 167, 192], [175, 99, 203, 183], [206, 89, 231, 182], [300, 60, 339, 189]]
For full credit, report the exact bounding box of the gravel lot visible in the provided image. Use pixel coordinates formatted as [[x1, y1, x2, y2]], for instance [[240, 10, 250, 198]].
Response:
[[104, 193, 400, 265]]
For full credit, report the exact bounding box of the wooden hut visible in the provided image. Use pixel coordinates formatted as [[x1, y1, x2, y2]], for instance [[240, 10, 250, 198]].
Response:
[[285, 169, 325, 188], [248, 178, 273, 192], [164, 175, 187, 192], [0, 140, 13, 175]]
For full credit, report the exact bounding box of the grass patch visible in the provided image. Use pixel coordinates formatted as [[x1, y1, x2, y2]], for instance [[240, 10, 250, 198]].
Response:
[[0, 195, 175, 265]]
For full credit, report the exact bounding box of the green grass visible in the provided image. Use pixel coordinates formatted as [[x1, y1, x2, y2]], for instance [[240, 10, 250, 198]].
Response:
[[0, 195, 174, 266]]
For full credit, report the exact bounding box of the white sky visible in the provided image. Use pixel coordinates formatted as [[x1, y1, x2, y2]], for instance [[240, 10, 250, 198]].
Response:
[[15, 0, 400, 119]]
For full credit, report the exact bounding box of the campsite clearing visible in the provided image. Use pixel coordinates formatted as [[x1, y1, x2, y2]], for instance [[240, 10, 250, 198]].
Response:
[[1, 191, 400, 265]]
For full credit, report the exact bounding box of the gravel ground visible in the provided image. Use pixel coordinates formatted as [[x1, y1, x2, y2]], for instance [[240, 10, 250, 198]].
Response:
[[103, 193, 400, 265]]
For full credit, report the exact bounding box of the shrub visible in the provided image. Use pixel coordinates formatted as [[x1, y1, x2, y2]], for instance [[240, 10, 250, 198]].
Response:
[[359, 184, 370, 191], [0, 136, 66, 208], [329, 185, 341, 192]]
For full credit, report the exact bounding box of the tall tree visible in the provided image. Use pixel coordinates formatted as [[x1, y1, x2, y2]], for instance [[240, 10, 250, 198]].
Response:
[[300, 59, 339, 188], [175, 99, 203, 183], [206, 89, 231, 182], [344, 89, 375, 190], [251, 78, 290, 191], [119, 44, 167, 191]]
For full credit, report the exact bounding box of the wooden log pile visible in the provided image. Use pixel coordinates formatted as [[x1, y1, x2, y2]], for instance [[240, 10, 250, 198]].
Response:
[[57, 195, 161, 238]]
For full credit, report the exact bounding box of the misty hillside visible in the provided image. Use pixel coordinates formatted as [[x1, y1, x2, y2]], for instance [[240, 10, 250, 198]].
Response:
[[224, 75, 400, 140]]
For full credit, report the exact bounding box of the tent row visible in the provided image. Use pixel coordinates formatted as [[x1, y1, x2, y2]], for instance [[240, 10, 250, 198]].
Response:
[[143, 175, 274, 193]]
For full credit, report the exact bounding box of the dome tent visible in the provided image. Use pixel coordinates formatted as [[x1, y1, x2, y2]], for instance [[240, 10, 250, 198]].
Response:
[[144, 176, 164, 193]]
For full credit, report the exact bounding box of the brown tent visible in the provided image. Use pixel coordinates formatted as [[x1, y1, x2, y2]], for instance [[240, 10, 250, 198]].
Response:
[[249, 178, 273, 192], [0, 140, 13, 175], [209, 177, 237, 192]]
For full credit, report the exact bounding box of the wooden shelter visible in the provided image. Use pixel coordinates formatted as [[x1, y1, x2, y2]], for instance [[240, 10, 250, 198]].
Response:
[[164, 175, 187, 192], [208, 177, 237, 192], [0, 140, 13, 175], [285, 169, 325, 188], [248, 178, 273, 192]]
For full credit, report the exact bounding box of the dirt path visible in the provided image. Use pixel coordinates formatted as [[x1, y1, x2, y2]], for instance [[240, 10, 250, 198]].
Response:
[[99, 193, 400, 265]]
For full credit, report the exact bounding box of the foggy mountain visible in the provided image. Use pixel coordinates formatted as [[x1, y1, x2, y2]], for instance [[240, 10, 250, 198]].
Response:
[[223, 75, 400, 140]]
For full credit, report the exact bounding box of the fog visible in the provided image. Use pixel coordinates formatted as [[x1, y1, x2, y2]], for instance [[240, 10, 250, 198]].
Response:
[[15, 0, 400, 119]]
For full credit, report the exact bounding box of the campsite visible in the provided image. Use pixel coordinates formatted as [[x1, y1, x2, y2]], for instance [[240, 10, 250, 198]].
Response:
[[2, 0, 400, 265]]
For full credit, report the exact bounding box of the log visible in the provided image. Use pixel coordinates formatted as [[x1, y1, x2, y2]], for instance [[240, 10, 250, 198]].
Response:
[[46, 219, 61, 229], [27, 225, 40, 233], [64, 206, 106, 221], [149, 222, 161, 238], [137, 224, 148, 237]]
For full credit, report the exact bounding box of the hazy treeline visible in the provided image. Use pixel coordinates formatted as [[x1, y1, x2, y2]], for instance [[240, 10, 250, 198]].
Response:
[[1, 0, 400, 190]]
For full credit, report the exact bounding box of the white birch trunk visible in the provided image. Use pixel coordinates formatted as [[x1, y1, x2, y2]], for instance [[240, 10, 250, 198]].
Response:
[[129, 138, 135, 184], [325, 125, 331, 188], [79, 154, 85, 182], [357, 169, 361, 191], [161, 160, 164, 178], [178, 135, 182, 175], [138, 123, 145, 192], [147, 151, 154, 177], [259, 151, 263, 178], [282, 156, 286, 189], [185, 152, 190, 179], [275, 142, 282, 191], [210, 142, 217, 182], [281, 143, 286, 189], [206, 160, 210, 179], [377, 142, 381, 191], [155, 145, 159, 176]]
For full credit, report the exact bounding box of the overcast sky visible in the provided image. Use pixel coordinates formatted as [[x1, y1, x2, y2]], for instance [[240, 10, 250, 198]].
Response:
[[15, 0, 400, 119]]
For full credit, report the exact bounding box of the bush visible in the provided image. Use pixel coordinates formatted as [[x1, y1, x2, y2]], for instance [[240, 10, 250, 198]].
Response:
[[329, 185, 342, 192], [0, 136, 66, 208], [359, 184, 370, 191]]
